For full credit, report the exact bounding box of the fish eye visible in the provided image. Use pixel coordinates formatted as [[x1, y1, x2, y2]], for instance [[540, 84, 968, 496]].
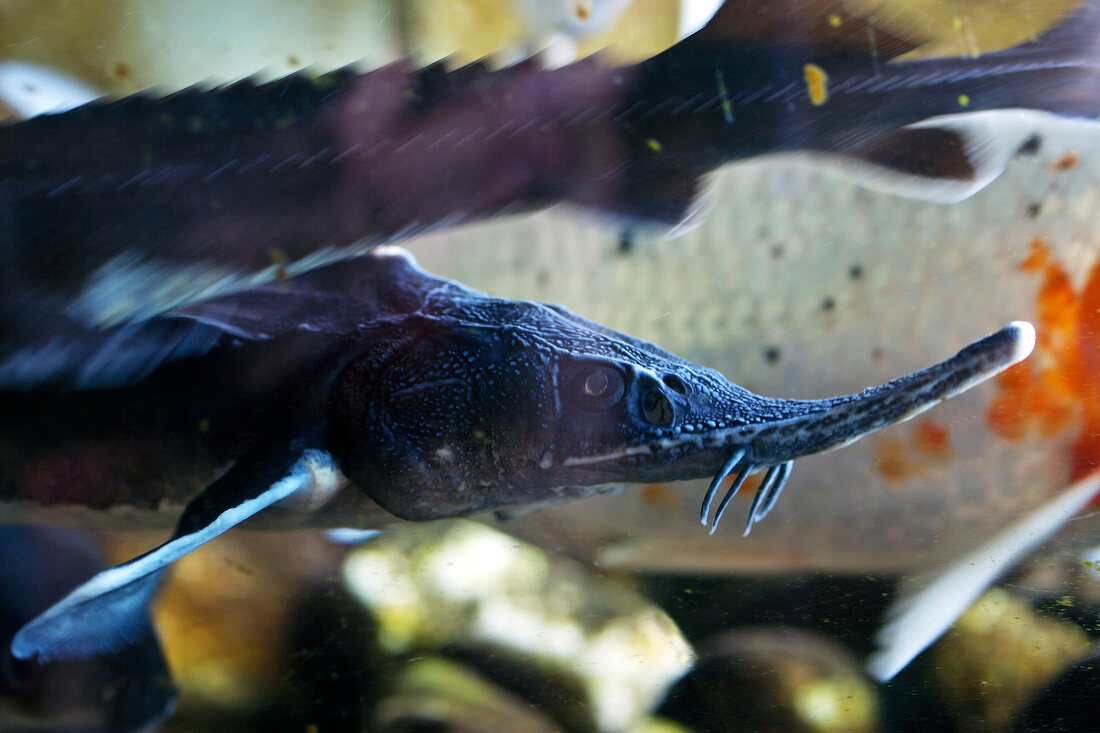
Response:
[[575, 365, 625, 411], [641, 389, 674, 426], [584, 370, 610, 396]]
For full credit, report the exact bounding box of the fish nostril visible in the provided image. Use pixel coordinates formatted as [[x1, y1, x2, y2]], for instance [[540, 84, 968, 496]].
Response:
[[662, 374, 688, 394], [641, 389, 675, 426]]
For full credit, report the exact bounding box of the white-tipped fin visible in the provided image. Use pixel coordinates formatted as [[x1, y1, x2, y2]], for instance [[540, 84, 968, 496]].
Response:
[[810, 112, 1040, 204], [11, 448, 335, 662], [867, 470, 1100, 682], [0, 61, 99, 118]]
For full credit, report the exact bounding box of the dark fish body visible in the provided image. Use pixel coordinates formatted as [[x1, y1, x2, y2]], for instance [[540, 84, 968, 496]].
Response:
[[0, 330, 342, 525], [2, 0, 1099, 387], [0, 246, 1032, 664], [630, 1, 1100, 172], [0, 57, 630, 351], [0, 251, 449, 526], [0, 246, 1030, 524]]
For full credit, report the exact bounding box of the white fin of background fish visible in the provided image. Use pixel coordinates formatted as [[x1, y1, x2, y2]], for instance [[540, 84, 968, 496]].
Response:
[[0, 61, 98, 117], [678, 0, 725, 37], [324, 528, 385, 545], [806, 111, 1033, 204], [513, 0, 634, 65], [867, 470, 1100, 682]]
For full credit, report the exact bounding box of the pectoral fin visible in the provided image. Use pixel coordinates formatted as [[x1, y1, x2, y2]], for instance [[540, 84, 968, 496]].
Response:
[[867, 470, 1100, 682], [10, 446, 337, 663], [0, 318, 224, 390], [817, 113, 1028, 204]]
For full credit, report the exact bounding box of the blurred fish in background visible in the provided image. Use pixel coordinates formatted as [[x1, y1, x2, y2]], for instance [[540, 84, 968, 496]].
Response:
[[4, 0, 1100, 389]]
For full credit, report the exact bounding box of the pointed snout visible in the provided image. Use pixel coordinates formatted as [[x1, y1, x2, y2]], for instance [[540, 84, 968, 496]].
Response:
[[602, 321, 1034, 480], [655, 321, 1033, 534], [725, 320, 1035, 467]]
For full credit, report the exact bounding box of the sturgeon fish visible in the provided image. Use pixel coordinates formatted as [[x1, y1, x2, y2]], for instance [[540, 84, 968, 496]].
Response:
[[1, 0, 1097, 388], [0, 247, 1033, 663]]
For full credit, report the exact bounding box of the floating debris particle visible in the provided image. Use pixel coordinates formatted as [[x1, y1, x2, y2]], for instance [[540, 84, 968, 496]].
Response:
[[804, 63, 829, 106], [715, 68, 733, 123]]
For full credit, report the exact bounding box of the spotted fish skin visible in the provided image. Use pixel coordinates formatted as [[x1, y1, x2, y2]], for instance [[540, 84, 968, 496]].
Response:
[[2, 1, 1099, 388]]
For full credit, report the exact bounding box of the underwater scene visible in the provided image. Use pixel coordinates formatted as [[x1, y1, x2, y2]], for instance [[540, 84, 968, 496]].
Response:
[[1, 0, 1098, 730]]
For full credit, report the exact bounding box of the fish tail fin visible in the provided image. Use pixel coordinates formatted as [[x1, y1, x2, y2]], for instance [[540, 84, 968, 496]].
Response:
[[820, 0, 1100, 203], [972, 0, 1100, 120]]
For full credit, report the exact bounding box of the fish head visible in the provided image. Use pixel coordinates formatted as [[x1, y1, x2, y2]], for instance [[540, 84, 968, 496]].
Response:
[[328, 294, 766, 522], [330, 279, 1033, 533]]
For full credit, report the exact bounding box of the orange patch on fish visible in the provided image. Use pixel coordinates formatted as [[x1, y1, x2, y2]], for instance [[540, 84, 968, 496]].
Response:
[[987, 237, 1100, 488], [913, 419, 953, 461], [1053, 151, 1079, 171], [803, 63, 829, 106], [875, 436, 928, 483]]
